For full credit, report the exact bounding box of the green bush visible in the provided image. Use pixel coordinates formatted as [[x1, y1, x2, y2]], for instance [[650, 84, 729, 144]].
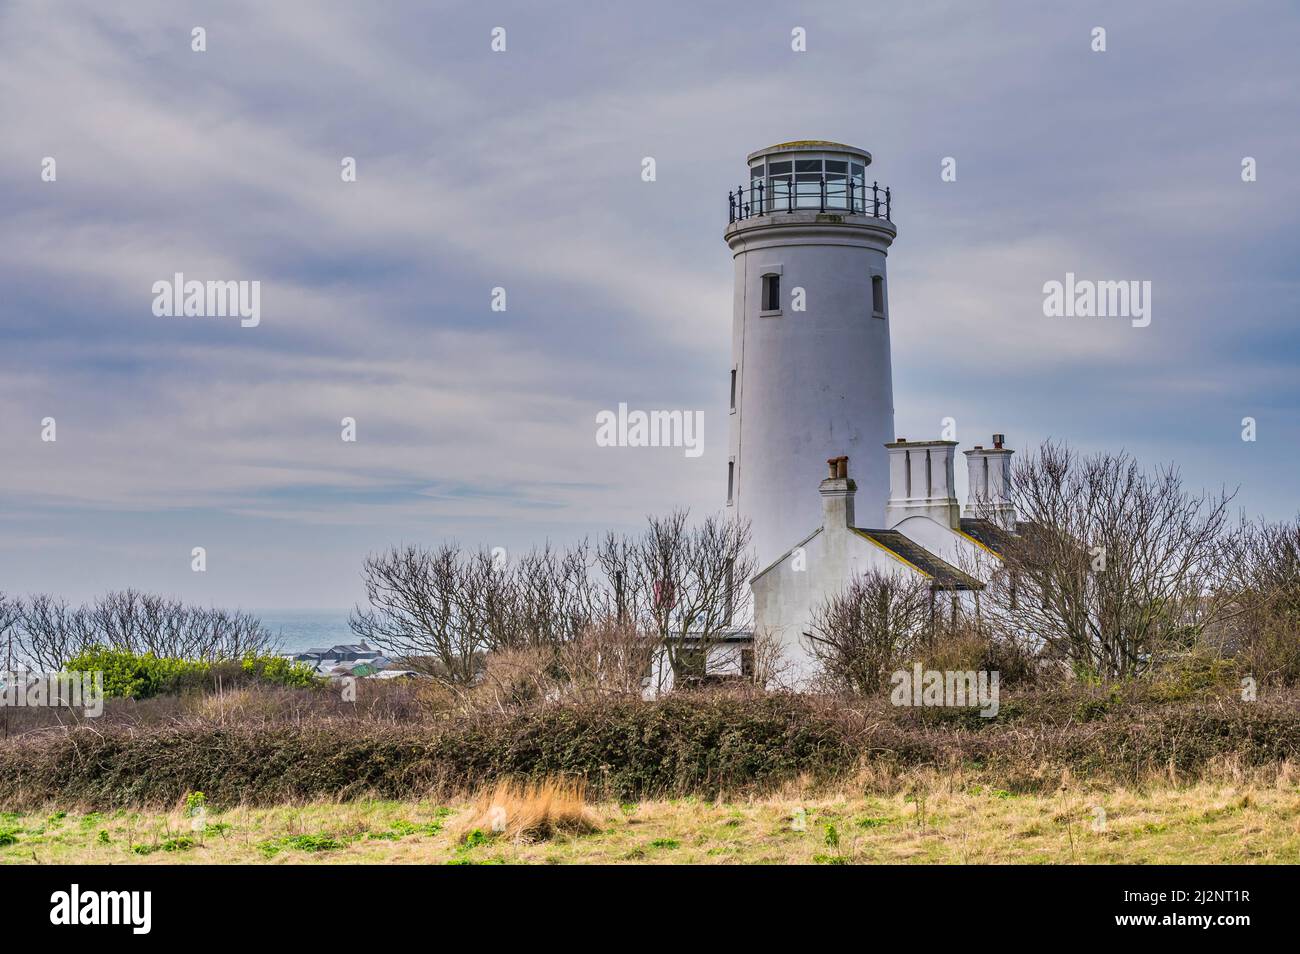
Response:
[[239, 654, 318, 689], [63, 647, 318, 699]]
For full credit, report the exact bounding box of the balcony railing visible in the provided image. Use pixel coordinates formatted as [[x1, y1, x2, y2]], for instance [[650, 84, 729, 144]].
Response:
[[727, 178, 892, 223]]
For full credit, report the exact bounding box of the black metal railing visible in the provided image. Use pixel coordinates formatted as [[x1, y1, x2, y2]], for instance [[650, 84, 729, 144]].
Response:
[[727, 178, 891, 223]]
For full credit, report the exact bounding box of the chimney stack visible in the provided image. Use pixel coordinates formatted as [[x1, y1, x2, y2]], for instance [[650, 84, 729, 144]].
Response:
[[819, 455, 856, 530], [884, 439, 960, 529], [964, 435, 1016, 530]]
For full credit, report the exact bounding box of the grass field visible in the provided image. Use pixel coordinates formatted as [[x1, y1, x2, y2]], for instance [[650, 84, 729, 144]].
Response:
[[4, 779, 1298, 865]]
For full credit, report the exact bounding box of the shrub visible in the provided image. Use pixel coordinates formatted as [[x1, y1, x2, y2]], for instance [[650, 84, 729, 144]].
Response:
[[63, 647, 318, 699], [0, 690, 1297, 810]]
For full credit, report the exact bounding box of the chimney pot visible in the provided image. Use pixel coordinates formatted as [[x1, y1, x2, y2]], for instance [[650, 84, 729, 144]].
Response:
[[836, 456, 848, 479], [993, 433, 1005, 449], [826, 457, 838, 479]]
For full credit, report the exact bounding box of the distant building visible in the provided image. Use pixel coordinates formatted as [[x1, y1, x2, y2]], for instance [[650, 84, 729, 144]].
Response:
[[291, 643, 395, 678]]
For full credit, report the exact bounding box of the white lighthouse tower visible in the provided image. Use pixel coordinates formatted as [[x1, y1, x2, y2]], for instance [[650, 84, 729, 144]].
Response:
[[724, 140, 898, 569]]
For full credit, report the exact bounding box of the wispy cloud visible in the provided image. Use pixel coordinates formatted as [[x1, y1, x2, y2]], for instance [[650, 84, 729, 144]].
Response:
[[2, 0, 1297, 605]]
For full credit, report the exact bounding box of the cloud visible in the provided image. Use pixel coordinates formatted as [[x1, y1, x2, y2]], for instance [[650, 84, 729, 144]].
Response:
[[2, 0, 1297, 605]]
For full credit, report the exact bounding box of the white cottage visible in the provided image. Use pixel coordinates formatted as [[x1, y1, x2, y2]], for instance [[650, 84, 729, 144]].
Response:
[[751, 440, 1022, 686]]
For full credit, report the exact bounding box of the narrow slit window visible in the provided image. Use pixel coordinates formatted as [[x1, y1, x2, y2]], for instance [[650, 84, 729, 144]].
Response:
[[872, 275, 886, 317], [729, 369, 737, 410], [762, 273, 780, 312], [727, 461, 735, 504]]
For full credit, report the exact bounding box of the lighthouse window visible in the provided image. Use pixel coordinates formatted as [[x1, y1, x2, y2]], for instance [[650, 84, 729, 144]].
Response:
[[749, 154, 871, 213], [729, 369, 737, 410], [727, 461, 735, 505], [825, 160, 848, 208], [761, 273, 781, 312], [872, 275, 886, 317], [795, 159, 822, 209]]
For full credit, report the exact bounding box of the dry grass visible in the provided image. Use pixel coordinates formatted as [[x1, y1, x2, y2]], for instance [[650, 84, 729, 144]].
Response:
[[456, 778, 599, 843], [2, 766, 1298, 865]]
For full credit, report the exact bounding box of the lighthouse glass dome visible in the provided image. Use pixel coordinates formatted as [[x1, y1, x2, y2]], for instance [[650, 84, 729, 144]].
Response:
[[747, 142, 870, 213]]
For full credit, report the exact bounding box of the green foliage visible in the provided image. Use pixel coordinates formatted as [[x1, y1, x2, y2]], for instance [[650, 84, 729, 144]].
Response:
[[63, 647, 319, 700], [0, 827, 20, 846], [370, 819, 442, 840], [390, 819, 442, 837], [823, 823, 840, 849], [240, 654, 318, 689], [97, 830, 110, 844], [132, 835, 195, 855], [650, 838, 680, 849], [259, 833, 343, 857], [65, 647, 200, 699]]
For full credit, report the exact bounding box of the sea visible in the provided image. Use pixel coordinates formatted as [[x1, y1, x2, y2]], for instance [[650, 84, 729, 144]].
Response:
[[253, 609, 357, 656]]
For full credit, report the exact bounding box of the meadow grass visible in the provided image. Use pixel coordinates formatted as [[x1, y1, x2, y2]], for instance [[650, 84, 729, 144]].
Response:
[[2, 775, 1297, 865]]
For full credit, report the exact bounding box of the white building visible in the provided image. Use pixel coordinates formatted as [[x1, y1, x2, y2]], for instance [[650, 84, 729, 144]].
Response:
[[724, 141, 1024, 685]]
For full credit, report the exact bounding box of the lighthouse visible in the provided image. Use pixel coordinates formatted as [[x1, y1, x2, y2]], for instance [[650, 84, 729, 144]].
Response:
[[724, 141, 898, 569]]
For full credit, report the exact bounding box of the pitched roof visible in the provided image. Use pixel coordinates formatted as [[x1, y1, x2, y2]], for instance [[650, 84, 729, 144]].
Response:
[[852, 529, 984, 590], [957, 518, 1019, 557]]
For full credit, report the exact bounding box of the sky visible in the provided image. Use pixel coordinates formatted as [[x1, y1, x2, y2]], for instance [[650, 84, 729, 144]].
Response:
[[1, 0, 1298, 609]]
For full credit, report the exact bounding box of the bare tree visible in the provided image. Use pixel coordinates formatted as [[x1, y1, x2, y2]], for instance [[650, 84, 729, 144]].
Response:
[[749, 629, 794, 690], [12, 595, 92, 670], [0, 593, 23, 673], [1212, 517, 1300, 683], [505, 543, 601, 650], [978, 442, 1233, 682], [10, 591, 275, 668], [598, 510, 754, 687], [804, 568, 931, 694], [349, 544, 485, 685], [551, 618, 657, 699]]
